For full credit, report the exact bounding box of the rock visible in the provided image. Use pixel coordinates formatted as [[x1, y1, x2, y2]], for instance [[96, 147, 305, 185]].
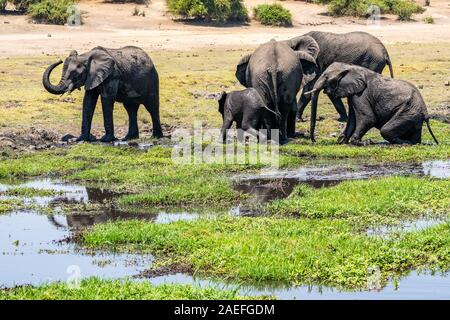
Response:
[[418, 84, 424, 89], [445, 81, 450, 87]]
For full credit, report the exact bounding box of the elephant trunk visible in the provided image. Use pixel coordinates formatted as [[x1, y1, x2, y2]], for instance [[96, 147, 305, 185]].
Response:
[[310, 92, 319, 142], [308, 77, 326, 142], [42, 60, 67, 95]]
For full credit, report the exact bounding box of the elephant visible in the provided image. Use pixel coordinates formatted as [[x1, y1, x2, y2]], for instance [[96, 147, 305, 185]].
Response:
[[293, 31, 394, 122], [235, 37, 319, 144], [42, 46, 163, 142], [217, 88, 275, 142], [307, 62, 439, 145]]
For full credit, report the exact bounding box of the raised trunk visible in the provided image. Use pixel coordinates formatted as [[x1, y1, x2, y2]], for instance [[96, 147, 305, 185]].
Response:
[[42, 60, 67, 95]]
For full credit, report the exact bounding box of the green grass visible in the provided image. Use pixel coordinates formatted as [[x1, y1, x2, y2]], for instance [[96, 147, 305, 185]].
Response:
[[0, 198, 23, 214], [0, 278, 267, 300], [0, 140, 448, 207], [269, 177, 450, 223], [0, 144, 253, 206], [82, 216, 450, 288], [0, 186, 62, 197]]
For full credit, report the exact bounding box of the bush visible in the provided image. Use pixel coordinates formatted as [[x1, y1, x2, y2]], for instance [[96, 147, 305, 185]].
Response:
[[423, 15, 434, 24], [167, 0, 249, 22], [28, 0, 75, 25], [0, 0, 7, 11], [253, 3, 292, 27], [318, 0, 424, 20], [392, 0, 424, 20]]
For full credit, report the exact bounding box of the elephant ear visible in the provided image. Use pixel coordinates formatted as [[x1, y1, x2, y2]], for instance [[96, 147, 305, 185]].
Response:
[[296, 51, 318, 86], [235, 54, 251, 87], [217, 91, 227, 115], [334, 68, 367, 97], [288, 36, 320, 60], [85, 49, 115, 91]]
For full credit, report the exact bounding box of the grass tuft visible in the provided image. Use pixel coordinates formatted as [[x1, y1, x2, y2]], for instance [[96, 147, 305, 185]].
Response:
[[0, 278, 268, 300]]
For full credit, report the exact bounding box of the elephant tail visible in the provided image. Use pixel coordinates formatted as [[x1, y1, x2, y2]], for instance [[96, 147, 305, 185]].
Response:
[[268, 69, 281, 121], [425, 118, 439, 145], [386, 54, 394, 78]]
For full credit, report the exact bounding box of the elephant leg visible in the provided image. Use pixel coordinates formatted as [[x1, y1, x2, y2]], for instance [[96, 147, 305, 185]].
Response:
[[123, 102, 139, 141], [338, 105, 356, 144], [408, 127, 422, 144], [349, 120, 374, 146], [220, 119, 233, 143], [100, 96, 117, 143], [77, 90, 99, 142], [349, 107, 375, 145], [328, 94, 348, 122], [297, 93, 311, 122], [279, 116, 289, 145], [144, 94, 163, 138], [380, 115, 416, 144], [242, 113, 258, 137], [287, 101, 297, 138]]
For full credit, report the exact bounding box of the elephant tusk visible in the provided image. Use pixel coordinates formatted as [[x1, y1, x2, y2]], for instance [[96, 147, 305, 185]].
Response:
[[304, 88, 320, 95]]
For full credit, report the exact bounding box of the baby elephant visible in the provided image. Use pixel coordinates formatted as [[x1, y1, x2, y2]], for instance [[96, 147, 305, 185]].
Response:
[[218, 88, 273, 142], [307, 62, 439, 145]]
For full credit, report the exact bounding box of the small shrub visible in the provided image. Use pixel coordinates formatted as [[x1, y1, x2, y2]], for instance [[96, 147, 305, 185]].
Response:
[[321, 0, 424, 20], [28, 0, 76, 25], [393, 0, 425, 20], [253, 3, 292, 27], [423, 15, 434, 24], [167, 0, 249, 22], [0, 0, 7, 11]]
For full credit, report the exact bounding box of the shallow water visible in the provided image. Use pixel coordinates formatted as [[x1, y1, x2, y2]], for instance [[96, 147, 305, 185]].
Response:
[[0, 160, 449, 298], [146, 271, 450, 300], [0, 210, 154, 288], [366, 217, 449, 238], [233, 160, 450, 203]]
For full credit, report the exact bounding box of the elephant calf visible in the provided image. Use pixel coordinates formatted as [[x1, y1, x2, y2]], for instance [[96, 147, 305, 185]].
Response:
[[218, 88, 271, 142], [307, 62, 439, 145]]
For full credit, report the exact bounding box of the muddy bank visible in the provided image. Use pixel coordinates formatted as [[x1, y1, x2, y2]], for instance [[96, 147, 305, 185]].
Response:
[[0, 127, 64, 155]]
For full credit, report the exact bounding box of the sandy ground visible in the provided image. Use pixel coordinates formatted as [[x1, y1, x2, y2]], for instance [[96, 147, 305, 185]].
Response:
[[0, 0, 450, 57]]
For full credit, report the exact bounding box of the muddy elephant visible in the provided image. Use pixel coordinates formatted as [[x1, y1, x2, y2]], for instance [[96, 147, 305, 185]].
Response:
[[293, 31, 394, 122], [307, 62, 438, 145], [218, 88, 275, 142], [43, 46, 163, 142], [235, 37, 319, 144]]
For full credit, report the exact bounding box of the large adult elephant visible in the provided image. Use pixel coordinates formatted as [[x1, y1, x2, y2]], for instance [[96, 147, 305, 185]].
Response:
[[235, 37, 319, 144], [42, 46, 163, 142], [295, 31, 394, 122]]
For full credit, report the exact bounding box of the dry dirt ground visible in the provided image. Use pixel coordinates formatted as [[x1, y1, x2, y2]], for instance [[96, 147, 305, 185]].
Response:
[[0, 0, 450, 57]]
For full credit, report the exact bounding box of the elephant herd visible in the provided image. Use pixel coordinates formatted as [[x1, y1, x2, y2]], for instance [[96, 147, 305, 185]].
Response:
[[42, 31, 438, 146]]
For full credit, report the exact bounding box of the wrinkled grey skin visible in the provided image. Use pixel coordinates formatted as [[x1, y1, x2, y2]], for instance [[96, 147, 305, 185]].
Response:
[[236, 37, 319, 144], [308, 62, 438, 145], [218, 88, 272, 142], [43, 46, 162, 142], [295, 31, 394, 122]]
